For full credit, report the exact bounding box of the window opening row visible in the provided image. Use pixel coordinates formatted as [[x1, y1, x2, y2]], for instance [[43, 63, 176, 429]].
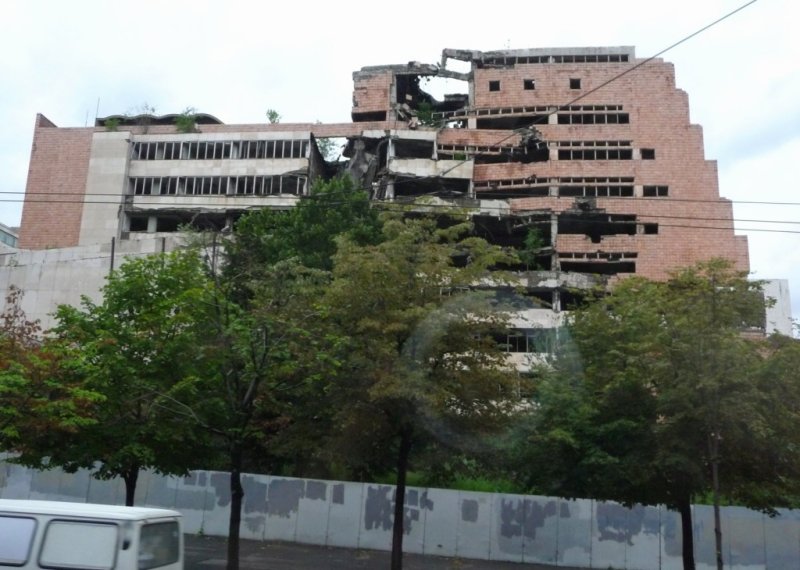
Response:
[[554, 141, 632, 147], [558, 148, 633, 160], [559, 185, 634, 197], [131, 140, 309, 161], [557, 113, 629, 124], [482, 53, 629, 65], [129, 175, 306, 196]]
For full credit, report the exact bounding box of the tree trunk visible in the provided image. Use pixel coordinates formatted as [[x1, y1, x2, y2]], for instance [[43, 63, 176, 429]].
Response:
[[710, 436, 724, 570], [678, 494, 696, 570], [227, 443, 244, 570], [391, 429, 413, 570], [122, 466, 139, 507]]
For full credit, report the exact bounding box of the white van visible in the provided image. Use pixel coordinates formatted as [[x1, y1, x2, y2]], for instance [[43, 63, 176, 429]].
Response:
[[0, 500, 183, 570]]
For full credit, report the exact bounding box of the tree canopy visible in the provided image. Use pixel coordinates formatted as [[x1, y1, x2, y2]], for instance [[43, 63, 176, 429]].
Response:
[[323, 214, 528, 569], [516, 259, 800, 570], [38, 250, 214, 505]]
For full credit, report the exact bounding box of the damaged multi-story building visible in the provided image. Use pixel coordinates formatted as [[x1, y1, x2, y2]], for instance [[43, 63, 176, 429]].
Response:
[[7, 47, 791, 341]]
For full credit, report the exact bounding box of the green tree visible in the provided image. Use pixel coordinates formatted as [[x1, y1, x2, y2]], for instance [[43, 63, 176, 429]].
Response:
[[192, 256, 328, 570], [266, 109, 281, 124], [518, 259, 800, 570], [175, 106, 198, 133], [40, 250, 214, 506], [192, 177, 379, 570], [227, 176, 382, 277], [324, 215, 526, 570], [0, 286, 97, 453]]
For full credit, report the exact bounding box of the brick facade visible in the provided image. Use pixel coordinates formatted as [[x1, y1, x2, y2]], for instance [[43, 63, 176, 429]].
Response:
[[18, 114, 93, 249]]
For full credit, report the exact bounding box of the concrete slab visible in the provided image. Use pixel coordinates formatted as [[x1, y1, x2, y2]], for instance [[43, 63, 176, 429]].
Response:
[[263, 477, 302, 542], [357, 484, 394, 551], [456, 491, 493, 560], [557, 498, 592, 568], [295, 479, 332, 546], [422, 487, 459, 557], [521, 496, 559, 565], [326, 481, 363, 549]]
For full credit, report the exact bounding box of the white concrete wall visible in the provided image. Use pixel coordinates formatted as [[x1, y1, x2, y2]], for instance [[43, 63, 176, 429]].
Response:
[[78, 131, 130, 246], [0, 237, 182, 330], [2, 461, 797, 570], [762, 279, 793, 336]]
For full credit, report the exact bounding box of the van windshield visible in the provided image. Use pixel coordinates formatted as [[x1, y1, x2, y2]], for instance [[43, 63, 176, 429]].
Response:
[[138, 521, 180, 570]]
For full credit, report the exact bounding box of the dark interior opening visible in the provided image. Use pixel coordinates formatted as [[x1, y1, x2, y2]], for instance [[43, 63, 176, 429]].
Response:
[[476, 114, 549, 130], [560, 260, 635, 274], [393, 139, 435, 159]]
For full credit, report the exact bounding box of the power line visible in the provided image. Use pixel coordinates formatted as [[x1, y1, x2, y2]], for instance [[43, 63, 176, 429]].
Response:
[[8, 194, 800, 231], [6, 190, 800, 208]]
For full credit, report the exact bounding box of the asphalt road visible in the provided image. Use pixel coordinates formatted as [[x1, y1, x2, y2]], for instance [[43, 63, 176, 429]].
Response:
[[184, 535, 580, 569]]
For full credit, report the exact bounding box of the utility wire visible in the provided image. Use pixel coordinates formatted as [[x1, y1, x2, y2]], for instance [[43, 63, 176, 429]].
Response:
[[7, 195, 800, 228]]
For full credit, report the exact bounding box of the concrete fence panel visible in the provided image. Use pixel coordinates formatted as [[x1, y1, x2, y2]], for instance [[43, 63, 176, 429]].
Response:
[[520, 495, 559, 565], [659, 506, 684, 570], [294, 479, 331, 545], [454, 491, 493, 560], [3, 459, 800, 570], [420, 487, 458, 557], [326, 481, 363, 549], [764, 508, 800, 569], [557, 498, 592, 568]]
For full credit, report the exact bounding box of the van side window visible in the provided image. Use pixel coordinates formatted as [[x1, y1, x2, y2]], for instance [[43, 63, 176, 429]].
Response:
[[0, 516, 36, 566], [39, 521, 118, 570], [138, 522, 180, 570]]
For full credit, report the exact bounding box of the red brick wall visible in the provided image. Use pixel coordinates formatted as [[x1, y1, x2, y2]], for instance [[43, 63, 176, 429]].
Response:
[[18, 114, 93, 249], [351, 73, 393, 116]]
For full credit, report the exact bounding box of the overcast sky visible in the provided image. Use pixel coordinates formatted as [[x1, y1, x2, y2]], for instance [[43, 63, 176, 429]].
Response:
[[1, 0, 797, 319]]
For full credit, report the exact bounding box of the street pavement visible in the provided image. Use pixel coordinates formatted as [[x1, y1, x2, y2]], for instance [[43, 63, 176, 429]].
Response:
[[185, 535, 581, 569]]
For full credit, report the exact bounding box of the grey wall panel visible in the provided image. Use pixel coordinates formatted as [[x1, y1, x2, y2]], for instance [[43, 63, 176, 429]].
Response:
[[520, 495, 559, 565], [240, 474, 269, 541], [358, 484, 394, 551], [141, 472, 178, 508], [590, 500, 630, 570], [174, 471, 212, 534], [86, 474, 124, 504], [263, 477, 301, 542], [295, 479, 331, 546], [0, 463, 32, 499], [623, 504, 661, 570], [201, 471, 232, 537], [455, 491, 492, 560], [55, 468, 91, 502], [725, 507, 765, 570], [400, 487, 430, 554], [765, 508, 800, 569], [557, 498, 592, 568], [490, 493, 525, 563], [28, 468, 61, 500], [326, 481, 363, 549], [659, 507, 685, 570], [422, 488, 458, 557], [693, 505, 718, 570]]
